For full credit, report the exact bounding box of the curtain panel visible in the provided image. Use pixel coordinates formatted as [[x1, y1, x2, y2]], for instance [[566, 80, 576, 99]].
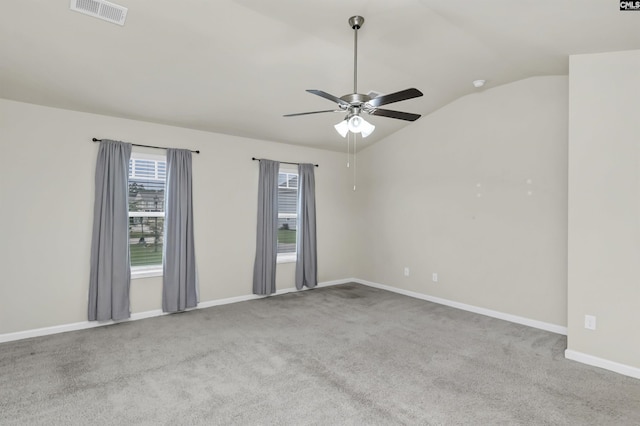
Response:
[[88, 140, 132, 321], [295, 163, 318, 290], [253, 159, 279, 295], [163, 148, 198, 312]]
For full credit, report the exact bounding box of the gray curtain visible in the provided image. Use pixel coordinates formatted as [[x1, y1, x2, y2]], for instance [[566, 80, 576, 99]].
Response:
[[253, 159, 279, 295], [163, 149, 198, 312], [295, 163, 318, 290], [88, 140, 132, 321]]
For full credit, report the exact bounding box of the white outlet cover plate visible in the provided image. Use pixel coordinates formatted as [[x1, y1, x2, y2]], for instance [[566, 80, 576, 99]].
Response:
[[584, 315, 596, 330]]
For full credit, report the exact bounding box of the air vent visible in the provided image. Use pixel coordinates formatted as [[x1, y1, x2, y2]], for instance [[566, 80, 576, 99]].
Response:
[[70, 0, 128, 26]]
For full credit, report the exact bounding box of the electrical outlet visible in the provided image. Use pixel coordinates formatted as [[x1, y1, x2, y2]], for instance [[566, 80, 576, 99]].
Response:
[[584, 315, 597, 330], [404, 267, 410, 277], [432, 273, 438, 282]]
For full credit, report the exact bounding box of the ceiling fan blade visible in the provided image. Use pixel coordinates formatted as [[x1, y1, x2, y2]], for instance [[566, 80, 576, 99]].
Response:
[[283, 109, 341, 117], [370, 108, 421, 122], [366, 88, 423, 108], [306, 90, 351, 107]]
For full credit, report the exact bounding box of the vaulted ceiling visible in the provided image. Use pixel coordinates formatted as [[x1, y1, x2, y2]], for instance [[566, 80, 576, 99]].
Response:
[[1, 1, 639, 151]]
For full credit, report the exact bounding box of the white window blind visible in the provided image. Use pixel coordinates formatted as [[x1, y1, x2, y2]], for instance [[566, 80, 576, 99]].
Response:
[[128, 155, 166, 271], [277, 170, 298, 261]]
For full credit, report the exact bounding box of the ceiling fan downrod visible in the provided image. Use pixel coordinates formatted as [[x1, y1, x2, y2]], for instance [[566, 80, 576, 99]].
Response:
[[349, 16, 364, 95]]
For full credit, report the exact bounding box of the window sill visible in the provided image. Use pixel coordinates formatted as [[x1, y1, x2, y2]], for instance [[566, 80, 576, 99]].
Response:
[[131, 267, 163, 279], [277, 253, 297, 264]]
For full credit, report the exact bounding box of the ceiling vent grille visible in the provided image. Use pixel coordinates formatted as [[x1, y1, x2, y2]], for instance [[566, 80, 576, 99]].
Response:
[[70, 0, 128, 26]]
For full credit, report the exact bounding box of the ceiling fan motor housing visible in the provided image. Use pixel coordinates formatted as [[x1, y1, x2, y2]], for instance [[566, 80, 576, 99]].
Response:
[[340, 93, 371, 106]]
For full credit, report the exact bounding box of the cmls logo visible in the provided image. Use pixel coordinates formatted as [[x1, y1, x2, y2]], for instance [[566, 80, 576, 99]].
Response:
[[620, 1, 640, 10]]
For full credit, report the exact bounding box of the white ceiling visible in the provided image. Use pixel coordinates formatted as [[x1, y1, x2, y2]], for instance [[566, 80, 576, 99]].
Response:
[[1, 1, 639, 151]]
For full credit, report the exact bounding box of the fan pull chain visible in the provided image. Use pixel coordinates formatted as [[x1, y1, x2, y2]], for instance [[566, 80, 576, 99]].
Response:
[[346, 132, 351, 168], [353, 134, 357, 191]]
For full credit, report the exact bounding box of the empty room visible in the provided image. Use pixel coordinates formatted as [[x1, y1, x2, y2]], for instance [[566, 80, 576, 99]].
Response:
[[1, 1, 639, 424]]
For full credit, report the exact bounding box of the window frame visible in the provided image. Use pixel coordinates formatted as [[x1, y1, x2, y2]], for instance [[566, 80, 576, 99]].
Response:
[[128, 151, 167, 279], [277, 165, 298, 264]]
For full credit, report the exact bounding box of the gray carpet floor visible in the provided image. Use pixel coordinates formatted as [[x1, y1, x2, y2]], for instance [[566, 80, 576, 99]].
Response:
[[1, 283, 639, 425]]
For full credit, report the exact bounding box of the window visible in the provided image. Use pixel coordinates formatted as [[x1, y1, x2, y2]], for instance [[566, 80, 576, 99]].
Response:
[[128, 153, 166, 277], [277, 169, 298, 263]]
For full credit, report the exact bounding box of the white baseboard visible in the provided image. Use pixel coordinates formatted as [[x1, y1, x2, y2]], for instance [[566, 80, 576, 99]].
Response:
[[197, 278, 349, 309], [565, 349, 640, 380], [0, 278, 350, 344], [353, 278, 568, 335]]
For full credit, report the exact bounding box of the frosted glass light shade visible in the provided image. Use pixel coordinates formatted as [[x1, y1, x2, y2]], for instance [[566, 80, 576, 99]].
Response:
[[334, 120, 349, 138], [347, 115, 375, 137], [360, 120, 375, 138], [348, 115, 364, 132]]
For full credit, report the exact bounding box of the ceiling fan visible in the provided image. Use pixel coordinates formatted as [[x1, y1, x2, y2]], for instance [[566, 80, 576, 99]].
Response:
[[284, 16, 423, 138]]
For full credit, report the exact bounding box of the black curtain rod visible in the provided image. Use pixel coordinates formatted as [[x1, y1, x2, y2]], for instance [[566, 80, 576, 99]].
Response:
[[92, 138, 200, 154], [252, 157, 318, 167]]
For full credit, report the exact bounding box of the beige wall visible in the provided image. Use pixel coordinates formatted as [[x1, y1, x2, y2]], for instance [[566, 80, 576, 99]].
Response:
[[354, 76, 569, 327], [567, 50, 640, 369], [0, 99, 355, 334]]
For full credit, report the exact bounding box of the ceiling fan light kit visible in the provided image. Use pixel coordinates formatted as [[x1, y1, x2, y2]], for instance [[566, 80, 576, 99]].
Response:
[[335, 109, 376, 138], [284, 16, 423, 139]]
